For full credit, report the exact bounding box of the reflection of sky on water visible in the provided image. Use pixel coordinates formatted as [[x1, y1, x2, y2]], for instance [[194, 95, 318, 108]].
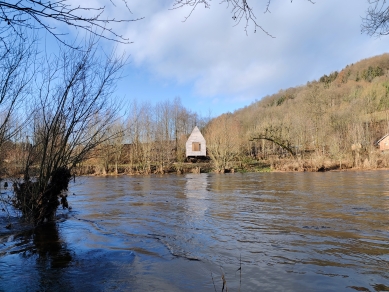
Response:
[[2, 172, 389, 291], [184, 173, 208, 220]]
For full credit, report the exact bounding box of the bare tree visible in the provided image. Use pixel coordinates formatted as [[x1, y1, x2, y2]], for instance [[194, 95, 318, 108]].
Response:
[[153, 100, 174, 173], [250, 124, 296, 157], [12, 39, 125, 225], [205, 113, 242, 172], [98, 119, 126, 174], [0, 31, 36, 173], [111, 121, 126, 174], [137, 105, 154, 174], [126, 100, 154, 174]]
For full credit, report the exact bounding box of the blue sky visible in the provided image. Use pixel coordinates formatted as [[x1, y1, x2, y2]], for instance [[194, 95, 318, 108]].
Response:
[[63, 0, 389, 118]]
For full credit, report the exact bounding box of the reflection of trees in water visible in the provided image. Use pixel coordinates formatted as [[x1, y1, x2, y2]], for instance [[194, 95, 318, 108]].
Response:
[[207, 174, 241, 220], [33, 223, 73, 269], [19, 222, 74, 290], [210, 173, 239, 193], [185, 174, 208, 198], [184, 174, 208, 219]]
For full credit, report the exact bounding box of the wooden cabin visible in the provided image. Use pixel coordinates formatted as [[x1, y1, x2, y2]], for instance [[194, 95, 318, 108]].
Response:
[[376, 134, 389, 151], [186, 126, 206, 157]]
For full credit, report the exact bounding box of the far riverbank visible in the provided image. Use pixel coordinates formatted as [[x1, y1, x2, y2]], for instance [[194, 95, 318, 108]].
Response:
[[73, 156, 389, 176]]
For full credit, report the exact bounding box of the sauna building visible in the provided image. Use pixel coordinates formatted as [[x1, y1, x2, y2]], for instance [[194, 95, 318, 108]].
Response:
[[186, 126, 206, 157]]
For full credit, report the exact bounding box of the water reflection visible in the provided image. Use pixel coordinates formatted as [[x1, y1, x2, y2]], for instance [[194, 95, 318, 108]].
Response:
[[33, 223, 75, 291], [184, 173, 208, 220], [1, 172, 389, 291], [32, 222, 73, 269], [0, 222, 75, 291]]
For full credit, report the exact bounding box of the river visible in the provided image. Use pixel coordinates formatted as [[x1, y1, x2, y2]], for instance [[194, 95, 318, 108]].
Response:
[[0, 171, 389, 291]]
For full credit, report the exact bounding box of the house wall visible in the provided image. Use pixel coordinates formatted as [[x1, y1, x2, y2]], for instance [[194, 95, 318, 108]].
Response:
[[379, 136, 389, 150], [186, 127, 206, 157]]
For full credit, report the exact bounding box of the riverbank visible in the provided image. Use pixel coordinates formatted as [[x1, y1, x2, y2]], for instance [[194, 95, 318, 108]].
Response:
[[73, 155, 389, 176]]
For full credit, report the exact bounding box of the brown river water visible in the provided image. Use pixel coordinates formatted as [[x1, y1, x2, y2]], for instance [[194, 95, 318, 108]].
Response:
[[0, 171, 389, 291]]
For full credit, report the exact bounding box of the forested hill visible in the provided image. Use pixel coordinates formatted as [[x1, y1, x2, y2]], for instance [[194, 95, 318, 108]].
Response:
[[205, 53, 389, 171]]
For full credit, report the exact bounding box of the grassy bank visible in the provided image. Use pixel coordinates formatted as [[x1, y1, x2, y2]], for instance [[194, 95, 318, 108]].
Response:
[[74, 153, 389, 176]]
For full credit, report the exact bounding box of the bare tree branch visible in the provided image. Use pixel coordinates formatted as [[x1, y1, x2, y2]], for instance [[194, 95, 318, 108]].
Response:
[[0, 31, 35, 150], [249, 124, 296, 157], [362, 0, 389, 36], [171, 0, 315, 37], [0, 0, 143, 48]]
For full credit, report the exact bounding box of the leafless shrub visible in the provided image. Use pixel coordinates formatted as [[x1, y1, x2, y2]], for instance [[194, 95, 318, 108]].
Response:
[[10, 39, 125, 225]]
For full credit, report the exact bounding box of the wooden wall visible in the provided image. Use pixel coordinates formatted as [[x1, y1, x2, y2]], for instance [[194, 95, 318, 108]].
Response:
[[186, 126, 206, 157]]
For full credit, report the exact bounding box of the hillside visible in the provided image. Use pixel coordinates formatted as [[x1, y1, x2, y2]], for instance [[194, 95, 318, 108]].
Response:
[[204, 53, 389, 171]]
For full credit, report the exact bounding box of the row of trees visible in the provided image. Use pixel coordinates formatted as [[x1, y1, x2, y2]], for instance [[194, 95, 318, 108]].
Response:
[[87, 98, 208, 175], [2, 92, 209, 177]]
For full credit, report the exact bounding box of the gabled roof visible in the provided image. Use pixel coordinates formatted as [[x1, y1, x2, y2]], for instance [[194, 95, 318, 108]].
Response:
[[188, 126, 204, 139]]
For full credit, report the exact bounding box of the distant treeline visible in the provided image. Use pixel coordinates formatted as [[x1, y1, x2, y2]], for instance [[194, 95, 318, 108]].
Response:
[[1, 97, 210, 176]]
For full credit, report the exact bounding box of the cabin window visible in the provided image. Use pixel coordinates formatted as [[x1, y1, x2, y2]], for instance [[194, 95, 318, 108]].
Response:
[[192, 142, 201, 151]]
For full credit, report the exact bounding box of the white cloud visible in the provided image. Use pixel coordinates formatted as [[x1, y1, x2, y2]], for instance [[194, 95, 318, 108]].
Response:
[[111, 0, 389, 112]]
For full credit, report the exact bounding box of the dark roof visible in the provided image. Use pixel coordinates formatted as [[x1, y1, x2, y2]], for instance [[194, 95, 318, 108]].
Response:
[[376, 134, 389, 145]]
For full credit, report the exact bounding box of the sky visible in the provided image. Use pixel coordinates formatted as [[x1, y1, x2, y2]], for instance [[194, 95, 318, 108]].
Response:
[[67, 0, 389, 118]]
